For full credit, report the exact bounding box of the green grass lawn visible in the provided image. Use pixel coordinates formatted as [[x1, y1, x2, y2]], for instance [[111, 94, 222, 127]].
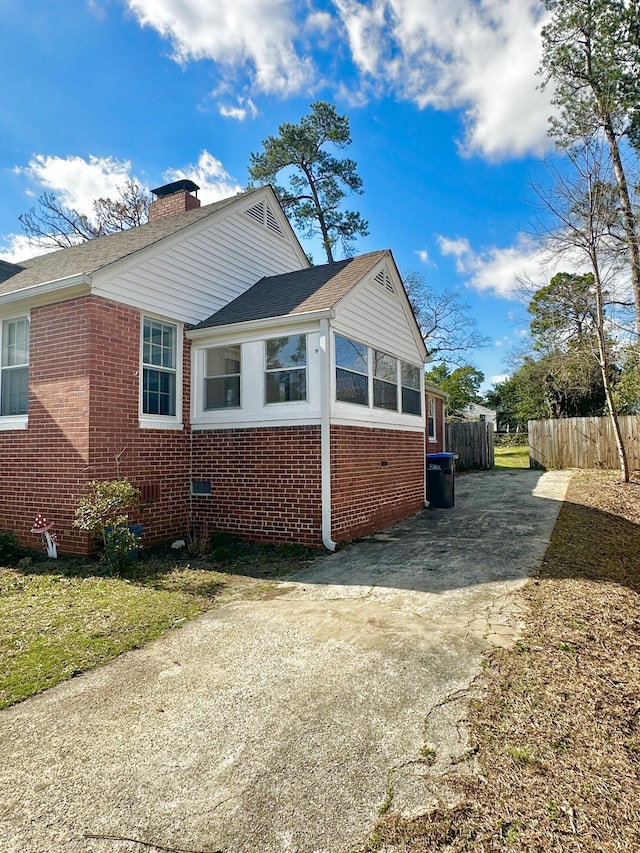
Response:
[[0, 541, 315, 709], [494, 444, 530, 470]]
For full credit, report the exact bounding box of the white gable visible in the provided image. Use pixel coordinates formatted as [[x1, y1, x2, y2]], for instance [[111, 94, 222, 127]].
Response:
[[92, 188, 309, 325], [333, 260, 425, 364]]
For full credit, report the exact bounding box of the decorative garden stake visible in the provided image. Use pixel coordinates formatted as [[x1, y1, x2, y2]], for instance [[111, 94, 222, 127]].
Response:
[[31, 513, 58, 558]]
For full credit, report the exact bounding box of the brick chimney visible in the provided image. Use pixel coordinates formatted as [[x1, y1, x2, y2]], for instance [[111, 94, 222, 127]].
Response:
[[148, 179, 201, 221]]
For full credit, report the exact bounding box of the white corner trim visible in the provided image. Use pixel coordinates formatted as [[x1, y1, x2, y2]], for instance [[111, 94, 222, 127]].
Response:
[[320, 318, 336, 552]]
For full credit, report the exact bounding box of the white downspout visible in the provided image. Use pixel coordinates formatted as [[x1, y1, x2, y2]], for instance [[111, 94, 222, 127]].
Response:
[[320, 318, 337, 551]]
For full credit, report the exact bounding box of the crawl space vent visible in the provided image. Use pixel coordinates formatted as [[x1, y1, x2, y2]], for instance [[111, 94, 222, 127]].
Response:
[[245, 201, 285, 237]]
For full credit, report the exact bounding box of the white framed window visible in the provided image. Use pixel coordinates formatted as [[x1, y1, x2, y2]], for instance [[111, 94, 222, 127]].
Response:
[[204, 345, 241, 410], [401, 362, 421, 416], [140, 316, 182, 428], [335, 334, 369, 406], [1, 316, 29, 418], [265, 334, 307, 403], [428, 397, 437, 441], [373, 350, 398, 411]]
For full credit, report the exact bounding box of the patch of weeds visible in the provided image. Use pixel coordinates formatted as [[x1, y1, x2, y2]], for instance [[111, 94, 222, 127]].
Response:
[[550, 737, 570, 754], [498, 820, 519, 843], [377, 770, 395, 817], [557, 640, 578, 654], [545, 800, 561, 823], [507, 744, 533, 765], [0, 530, 21, 565], [420, 746, 437, 765], [514, 639, 530, 652]]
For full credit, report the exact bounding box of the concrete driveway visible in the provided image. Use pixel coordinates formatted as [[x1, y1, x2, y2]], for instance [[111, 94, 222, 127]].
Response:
[[0, 468, 570, 853]]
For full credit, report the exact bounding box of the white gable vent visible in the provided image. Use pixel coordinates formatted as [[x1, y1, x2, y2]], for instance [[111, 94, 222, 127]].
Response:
[[374, 268, 394, 294], [245, 200, 285, 237]]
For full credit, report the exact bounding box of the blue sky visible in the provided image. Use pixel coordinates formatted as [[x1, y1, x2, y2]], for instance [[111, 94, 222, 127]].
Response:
[[0, 0, 568, 391]]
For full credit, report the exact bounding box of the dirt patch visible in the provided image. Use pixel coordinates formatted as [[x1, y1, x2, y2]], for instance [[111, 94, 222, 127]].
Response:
[[364, 470, 640, 852]]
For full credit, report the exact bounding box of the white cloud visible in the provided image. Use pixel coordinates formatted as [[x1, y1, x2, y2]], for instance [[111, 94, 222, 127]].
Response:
[[16, 154, 137, 218], [490, 373, 510, 385], [219, 97, 258, 122], [333, 0, 556, 157], [437, 232, 586, 299], [126, 0, 314, 95], [415, 248, 430, 264], [162, 150, 242, 203], [123, 0, 554, 159]]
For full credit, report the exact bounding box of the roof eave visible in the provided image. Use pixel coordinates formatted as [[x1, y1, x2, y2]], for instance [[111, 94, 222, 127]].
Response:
[[187, 308, 335, 341], [0, 273, 92, 308]]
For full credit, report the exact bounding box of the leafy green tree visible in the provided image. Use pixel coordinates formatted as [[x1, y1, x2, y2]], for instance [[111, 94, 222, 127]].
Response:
[[425, 363, 484, 418], [19, 179, 150, 250], [539, 0, 640, 331], [248, 102, 368, 262]]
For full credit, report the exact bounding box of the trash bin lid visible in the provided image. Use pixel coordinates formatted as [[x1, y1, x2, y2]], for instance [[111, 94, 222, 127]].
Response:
[[426, 452, 459, 460]]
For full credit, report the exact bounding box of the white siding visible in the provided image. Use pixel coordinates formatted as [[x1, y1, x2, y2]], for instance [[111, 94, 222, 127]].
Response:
[[334, 275, 424, 364], [92, 203, 307, 325]]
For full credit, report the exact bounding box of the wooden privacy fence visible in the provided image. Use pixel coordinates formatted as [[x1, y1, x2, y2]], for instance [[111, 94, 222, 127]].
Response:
[[446, 421, 495, 469], [528, 416, 640, 470]]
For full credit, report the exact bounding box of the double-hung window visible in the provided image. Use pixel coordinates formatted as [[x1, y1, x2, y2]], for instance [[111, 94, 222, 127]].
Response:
[[142, 317, 177, 417], [265, 335, 307, 403], [428, 397, 437, 440], [204, 345, 241, 409], [1, 317, 29, 417], [401, 362, 421, 415], [335, 334, 368, 406], [373, 350, 397, 411]]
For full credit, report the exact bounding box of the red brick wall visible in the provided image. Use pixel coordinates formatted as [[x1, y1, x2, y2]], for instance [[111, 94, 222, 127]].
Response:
[[148, 191, 200, 221], [190, 426, 323, 545], [0, 296, 192, 555], [191, 426, 323, 546], [330, 424, 425, 542]]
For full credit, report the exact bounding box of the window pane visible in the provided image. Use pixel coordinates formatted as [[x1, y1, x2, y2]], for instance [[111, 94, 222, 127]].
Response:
[[374, 351, 396, 382], [206, 345, 241, 377], [402, 387, 421, 415], [143, 318, 176, 369], [1, 367, 28, 416], [374, 378, 397, 410], [143, 368, 176, 416], [2, 318, 29, 367], [335, 335, 367, 374], [401, 362, 420, 390], [205, 376, 241, 409], [265, 369, 307, 403], [266, 335, 306, 369], [336, 367, 368, 406]]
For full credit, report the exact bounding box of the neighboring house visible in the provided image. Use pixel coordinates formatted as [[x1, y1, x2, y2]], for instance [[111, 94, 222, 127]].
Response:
[[0, 181, 428, 555], [425, 383, 448, 453], [462, 403, 498, 431]]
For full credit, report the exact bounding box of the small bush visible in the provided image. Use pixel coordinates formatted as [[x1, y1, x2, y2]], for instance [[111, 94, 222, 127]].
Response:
[[0, 530, 20, 565], [73, 479, 141, 571]]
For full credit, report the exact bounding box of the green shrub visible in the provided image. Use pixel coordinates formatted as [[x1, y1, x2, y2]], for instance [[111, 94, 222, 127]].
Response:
[[0, 530, 20, 565], [73, 480, 141, 571]]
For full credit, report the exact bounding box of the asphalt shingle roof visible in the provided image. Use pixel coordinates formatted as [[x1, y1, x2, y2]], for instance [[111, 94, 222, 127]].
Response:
[[195, 250, 390, 329], [0, 191, 257, 297], [0, 259, 24, 285]]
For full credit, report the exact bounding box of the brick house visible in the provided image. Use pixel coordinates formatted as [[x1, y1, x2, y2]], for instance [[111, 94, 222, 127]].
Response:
[[0, 182, 427, 555]]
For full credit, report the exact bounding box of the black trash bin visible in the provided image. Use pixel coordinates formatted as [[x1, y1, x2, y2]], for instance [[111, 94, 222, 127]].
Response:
[[426, 452, 458, 508]]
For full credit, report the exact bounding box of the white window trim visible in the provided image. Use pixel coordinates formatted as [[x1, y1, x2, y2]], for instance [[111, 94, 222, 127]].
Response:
[[139, 314, 184, 430], [428, 397, 437, 442], [0, 314, 30, 424]]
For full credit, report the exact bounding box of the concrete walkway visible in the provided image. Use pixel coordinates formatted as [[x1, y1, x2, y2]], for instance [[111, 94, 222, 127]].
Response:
[[0, 469, 571, 853]]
